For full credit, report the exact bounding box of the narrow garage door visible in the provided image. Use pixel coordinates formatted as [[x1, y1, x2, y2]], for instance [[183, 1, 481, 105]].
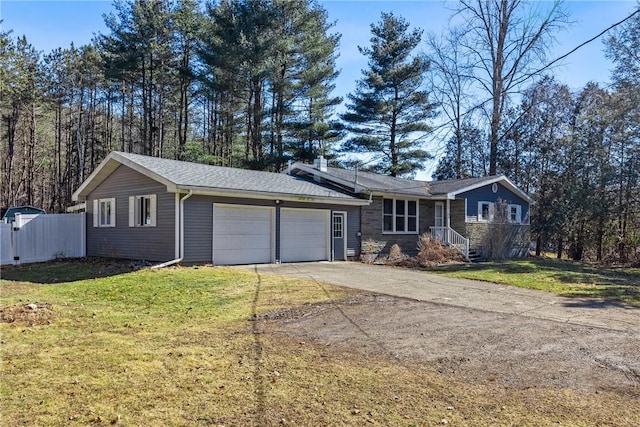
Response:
[[280, 208, 330, 262], [213, 204, 274, 265]]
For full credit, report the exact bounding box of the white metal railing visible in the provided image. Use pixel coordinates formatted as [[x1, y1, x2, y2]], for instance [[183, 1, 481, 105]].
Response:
[[430, 226, 470, 261]]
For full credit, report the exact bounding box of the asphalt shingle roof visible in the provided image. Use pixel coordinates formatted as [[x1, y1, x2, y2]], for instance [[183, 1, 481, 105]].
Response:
[[427, 176, 502, 195], [114, 152, 356, 200], [320, 166, 432, 197], [296, 165, 503, 198]]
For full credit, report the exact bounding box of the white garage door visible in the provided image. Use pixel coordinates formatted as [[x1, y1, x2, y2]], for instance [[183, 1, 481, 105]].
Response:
[[213, 204, 274, 265], [280, 208, 330, 262]]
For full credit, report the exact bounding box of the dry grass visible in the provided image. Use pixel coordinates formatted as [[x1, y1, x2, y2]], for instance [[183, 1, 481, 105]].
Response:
[[1, 260, 638, 426]]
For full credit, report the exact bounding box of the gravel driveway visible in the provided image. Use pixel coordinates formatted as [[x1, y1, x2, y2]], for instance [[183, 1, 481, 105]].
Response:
[[239, 261, 640, 332], [236, 262, 640, 395]]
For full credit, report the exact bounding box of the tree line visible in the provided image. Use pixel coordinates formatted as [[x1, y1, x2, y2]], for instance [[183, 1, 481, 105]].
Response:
[[1, 0, 639, 264]]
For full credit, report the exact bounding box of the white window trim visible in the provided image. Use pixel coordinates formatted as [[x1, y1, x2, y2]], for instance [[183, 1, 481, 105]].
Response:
[[93, 198, 116, 227], [508, 204, 522, 224], [477, 201, 494, 223], [382, 198, 419, 234], [129, 194, 157, 227]]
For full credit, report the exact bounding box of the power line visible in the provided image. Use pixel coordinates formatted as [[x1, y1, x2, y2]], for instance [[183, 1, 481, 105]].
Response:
[[530, 7, 640, 78], [426, 5, 640, 148]]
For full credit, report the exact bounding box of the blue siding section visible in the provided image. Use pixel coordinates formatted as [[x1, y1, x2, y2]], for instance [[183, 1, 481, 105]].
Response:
[[458, 182, 529, 220]]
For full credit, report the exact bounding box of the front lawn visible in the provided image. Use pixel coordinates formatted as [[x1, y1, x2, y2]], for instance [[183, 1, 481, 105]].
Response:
[[431, 258, 640, 306], [1, 260, 638, 426]]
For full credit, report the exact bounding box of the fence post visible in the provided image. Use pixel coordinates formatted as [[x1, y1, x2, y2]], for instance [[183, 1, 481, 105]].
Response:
[[81, 213, 86, 257]]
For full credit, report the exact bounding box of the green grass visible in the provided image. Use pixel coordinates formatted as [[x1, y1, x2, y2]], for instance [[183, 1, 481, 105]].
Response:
[[1, 260, 639, 426], [431, 258, 640, 306]]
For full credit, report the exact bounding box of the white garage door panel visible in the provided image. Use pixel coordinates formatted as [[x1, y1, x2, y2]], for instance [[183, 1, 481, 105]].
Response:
[[213, 205, 273, 265], [280, 209, 329, 262]]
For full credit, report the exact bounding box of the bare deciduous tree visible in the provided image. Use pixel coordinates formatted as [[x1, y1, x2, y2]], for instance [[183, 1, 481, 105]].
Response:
[[457, 0, 569, 175]]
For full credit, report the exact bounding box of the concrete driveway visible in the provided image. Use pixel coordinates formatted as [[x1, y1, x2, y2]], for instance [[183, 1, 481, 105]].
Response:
[[236, 262, 640, 333]]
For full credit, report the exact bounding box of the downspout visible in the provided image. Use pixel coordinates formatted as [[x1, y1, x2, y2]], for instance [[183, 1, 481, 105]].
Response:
[[151, 190, 193, 269]]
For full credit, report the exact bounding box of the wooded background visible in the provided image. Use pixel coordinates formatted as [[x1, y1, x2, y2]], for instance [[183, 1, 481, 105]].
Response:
[[1, 0, 638, 263]]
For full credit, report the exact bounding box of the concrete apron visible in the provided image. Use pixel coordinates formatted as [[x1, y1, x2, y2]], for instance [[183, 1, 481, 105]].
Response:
[[235, 262, 640, 333]]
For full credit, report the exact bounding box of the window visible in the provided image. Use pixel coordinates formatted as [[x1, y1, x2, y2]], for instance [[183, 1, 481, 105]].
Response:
[[508, 204, 522, 224], [129, 195, 157, 227], [478, 201, 494, 222], [333, 214, 343, 238], [93, 198, 116, 227], [383, 199, 418, 233]]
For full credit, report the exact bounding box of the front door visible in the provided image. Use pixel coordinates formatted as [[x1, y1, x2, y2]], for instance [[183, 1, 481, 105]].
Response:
[[434, 202, 445, 240], [332, 212, 346, 261]]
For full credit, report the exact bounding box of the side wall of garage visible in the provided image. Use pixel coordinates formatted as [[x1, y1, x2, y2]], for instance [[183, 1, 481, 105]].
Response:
[[86, 165, 175, 261]]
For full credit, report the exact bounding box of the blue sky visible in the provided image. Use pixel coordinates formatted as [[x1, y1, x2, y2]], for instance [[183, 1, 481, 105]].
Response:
[[1, 0, 638, 175], [2, 0, 637, 94]]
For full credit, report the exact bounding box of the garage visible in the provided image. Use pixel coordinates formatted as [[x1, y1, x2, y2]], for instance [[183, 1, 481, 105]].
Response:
[[212, 204, 274, 265], [280, 208, 330, 262]]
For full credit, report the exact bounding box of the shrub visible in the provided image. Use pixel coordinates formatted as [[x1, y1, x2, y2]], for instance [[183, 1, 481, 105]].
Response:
[[416, 234, 464, 266]]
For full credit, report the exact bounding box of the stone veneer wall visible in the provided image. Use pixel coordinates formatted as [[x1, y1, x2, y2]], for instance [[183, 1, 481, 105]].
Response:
[[450, 199, 466, 235], [466, 222, 530, 258], [360, 197, 429, 257]]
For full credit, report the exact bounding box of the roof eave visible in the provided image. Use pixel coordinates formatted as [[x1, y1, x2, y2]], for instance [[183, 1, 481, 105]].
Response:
[[367, 190, 431, 199], [176, 185, 370, 206], [72, 152, 177, 201], [448, 175, 533, 203]]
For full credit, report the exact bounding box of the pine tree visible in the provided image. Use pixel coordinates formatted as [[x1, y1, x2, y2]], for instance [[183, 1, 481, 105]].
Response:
[[340, 12, 433, 177]]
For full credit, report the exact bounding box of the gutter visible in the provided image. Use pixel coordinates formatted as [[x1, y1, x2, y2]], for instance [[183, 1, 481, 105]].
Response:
[[175, 185, 370, 206], [151, 190, 193, 269]]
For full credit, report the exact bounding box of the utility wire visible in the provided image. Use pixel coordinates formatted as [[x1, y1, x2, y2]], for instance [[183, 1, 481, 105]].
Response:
[[342, 6, 640, 178], [530, 7, 640, 78], [423, 6, 640, 150]]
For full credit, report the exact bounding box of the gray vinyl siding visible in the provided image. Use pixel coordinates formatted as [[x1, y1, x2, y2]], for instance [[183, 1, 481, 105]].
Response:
[[182, 195, 360, 264], [86, 165, 175, 261], [182, 195, 215, 263], [345, 205, 361, 258]]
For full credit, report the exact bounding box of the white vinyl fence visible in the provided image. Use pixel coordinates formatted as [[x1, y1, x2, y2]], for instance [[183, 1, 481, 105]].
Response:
[[0, 213, 85, 265]]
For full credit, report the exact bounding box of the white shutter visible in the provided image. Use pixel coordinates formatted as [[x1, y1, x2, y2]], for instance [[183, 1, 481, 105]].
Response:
[[93, 199, 99, 227], [109, 198, 116, 227], [149, 194, 157, 227], [489, 202, 495, 222], [129, 196, 135, 227]]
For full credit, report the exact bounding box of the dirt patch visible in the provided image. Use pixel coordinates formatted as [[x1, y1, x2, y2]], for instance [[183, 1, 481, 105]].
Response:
[[261, 293, 640, 398], [0, 302, 54, 326]]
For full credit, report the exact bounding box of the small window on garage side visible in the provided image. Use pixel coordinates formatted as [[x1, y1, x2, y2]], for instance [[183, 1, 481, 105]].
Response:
[[129, 194, 157, 227], [93, 198, 116, 227]]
